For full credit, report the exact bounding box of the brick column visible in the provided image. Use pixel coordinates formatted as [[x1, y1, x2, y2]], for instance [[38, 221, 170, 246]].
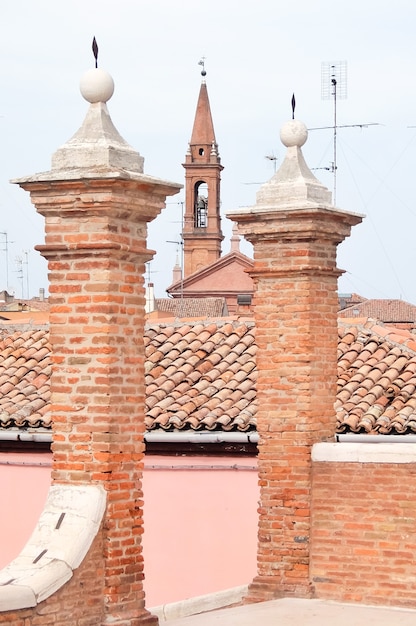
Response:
[[14, 67, 181, 625], [227, 119, 362, 602]]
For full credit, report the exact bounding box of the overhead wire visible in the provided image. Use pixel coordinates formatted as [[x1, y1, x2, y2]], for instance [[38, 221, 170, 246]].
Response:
[[335, 129, 416, 301]]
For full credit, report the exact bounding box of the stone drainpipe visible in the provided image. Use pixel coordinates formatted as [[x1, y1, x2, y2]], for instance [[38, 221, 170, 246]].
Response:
[[11, 67, 181, 624], [227, 119, 362, 602]]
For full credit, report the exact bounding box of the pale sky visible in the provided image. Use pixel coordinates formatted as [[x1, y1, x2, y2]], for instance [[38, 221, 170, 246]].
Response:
[[1, 0, 416, 302]]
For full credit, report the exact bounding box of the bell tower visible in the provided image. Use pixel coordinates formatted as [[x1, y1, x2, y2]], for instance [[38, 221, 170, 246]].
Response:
[[182, 62, 224, 277]]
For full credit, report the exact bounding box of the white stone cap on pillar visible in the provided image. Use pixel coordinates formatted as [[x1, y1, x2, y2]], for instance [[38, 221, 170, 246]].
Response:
[[11, 64, 182, 195], [227, 118, 363, 221], [51, 67, 144, 173]]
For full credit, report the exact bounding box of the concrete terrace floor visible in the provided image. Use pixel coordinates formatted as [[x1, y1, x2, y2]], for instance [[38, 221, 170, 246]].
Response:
[[162, 598, 416, 625]]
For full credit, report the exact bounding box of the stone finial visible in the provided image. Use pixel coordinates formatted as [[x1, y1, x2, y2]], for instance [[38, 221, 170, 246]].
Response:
[[254, 118, 332, 210], [280, 119, 308, 148], [79, 68, 114, 104], [51, 66, 143, 173]]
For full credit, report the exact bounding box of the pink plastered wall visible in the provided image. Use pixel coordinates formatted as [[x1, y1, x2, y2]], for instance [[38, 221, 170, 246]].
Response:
[[0, 452, 259, 607], [142, 455, 258, 606], [0, 452, 51, 567]]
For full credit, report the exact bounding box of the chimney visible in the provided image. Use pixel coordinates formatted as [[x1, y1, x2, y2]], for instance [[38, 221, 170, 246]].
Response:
[[172, 253, 182, 284], [39, 287, 45, 301], [227, 118, 363, 602], [12, 59, 181, 623], [145, 281, 156, 314], [230, 223, 241, 253]]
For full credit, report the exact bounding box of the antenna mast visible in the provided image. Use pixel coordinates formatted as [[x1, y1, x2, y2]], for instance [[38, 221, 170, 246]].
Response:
[[321, 61, 347, 205], [0, 231, 13, 292]]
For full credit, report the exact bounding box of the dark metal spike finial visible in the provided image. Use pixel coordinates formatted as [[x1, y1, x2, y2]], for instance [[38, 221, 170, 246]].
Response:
[[92, 37, 98, 69], [291, 93, 296, 120], [198, 57, 206, 77]]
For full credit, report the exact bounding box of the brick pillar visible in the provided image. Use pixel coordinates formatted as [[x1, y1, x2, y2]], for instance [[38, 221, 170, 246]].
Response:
[[227, 119, 362, 602], [14, 68, 181, 625]]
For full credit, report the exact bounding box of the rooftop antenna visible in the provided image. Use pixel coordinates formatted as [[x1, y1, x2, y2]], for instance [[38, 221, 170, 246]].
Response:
[[317, 62, 380, 204], [321, 61, 347, 204], [167, 200, 185, 316], [265, 153, 278, 173], [92, 36, 98, 68], [15, 256, 24, 299], [23, 249, 30, 299], [265, 94, 296, 175], [0, 231, 14, 292]]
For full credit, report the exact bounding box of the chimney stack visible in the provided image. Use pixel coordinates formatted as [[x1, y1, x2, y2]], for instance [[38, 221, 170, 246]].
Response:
[[12, 60, 181, 624], [228, 118, 363, 602]]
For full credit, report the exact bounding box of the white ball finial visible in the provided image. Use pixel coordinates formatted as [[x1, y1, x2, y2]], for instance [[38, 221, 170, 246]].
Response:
[[79, 68, 114, 104], [280, 120, 308, 148]]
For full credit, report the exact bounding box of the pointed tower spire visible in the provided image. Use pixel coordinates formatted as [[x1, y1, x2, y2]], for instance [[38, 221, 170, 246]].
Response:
[[182, 62, 224, 277], [189, 77, 216, 147]]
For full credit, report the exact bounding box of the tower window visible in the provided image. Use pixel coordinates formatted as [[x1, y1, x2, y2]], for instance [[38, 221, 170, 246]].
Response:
[[199, 148, 204, 156], [195, 195, 207, 227], [194, 181, 208, 228]]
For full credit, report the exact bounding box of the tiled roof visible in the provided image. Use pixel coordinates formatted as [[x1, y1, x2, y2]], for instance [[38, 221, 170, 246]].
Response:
[[337, 319, 416, 434], [145, 321, 256, 431], [338, 299, 416, 323], [3, 318, 416, 436], [338, 292, 366, 310], [0, 326, 52, 429], [0, 298, 50, 312], [154, 298, 228, 318]]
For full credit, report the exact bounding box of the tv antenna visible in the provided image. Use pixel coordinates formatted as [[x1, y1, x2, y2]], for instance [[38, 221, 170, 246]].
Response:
[[265, 153, 278, 173], [320, 61, 347, 204], [165, 199, 186, 316], [15, 256, 24, 299], [23, 249, 30, 299], [0, 231, 15, 293], [313, 61, 380, 205]]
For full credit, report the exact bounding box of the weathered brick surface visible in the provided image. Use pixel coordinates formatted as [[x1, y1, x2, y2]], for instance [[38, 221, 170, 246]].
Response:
[[0, 530, 104, 625], [230, 205, 360, 603], [311, 461, 416, 607], [1, 175, 178, 624]]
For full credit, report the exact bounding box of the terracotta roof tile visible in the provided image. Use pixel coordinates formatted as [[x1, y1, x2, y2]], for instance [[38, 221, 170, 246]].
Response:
[[0, 325, 52, 429], [4, 317, 416, 436], [154, 297, 227, 318], [338, 299, 416, 324]]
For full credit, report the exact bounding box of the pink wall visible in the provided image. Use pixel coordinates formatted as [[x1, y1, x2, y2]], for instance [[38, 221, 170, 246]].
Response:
[[142, 455, 258, 606], [0, 451, 259, 607], [0, 452, 51, 568]]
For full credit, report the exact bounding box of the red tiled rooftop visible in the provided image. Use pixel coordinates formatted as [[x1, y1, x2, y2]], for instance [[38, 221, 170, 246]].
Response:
[[338, 298, 416, 324], [0, 326, 52, 429], [3, 318, 416, 436], [154, 297, 228, 318]]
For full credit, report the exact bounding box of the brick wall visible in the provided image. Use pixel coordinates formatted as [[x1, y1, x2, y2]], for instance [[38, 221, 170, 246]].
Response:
[[246, 255, 340, 600], [0, 530, 105, 626], [229, 215, 360, 602], [32, 180, 160, 625], [311, 444, 416, 607]]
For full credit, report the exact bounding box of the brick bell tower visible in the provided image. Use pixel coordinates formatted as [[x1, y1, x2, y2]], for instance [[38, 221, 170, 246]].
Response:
[[182, 62, 224, 277]]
